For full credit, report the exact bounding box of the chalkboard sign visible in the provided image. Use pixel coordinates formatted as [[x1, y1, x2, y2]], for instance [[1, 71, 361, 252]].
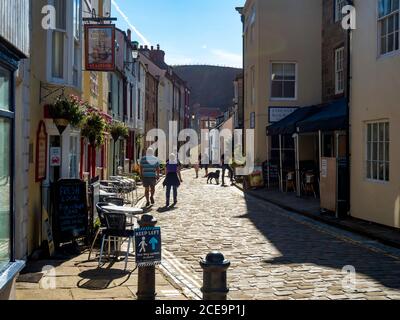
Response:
[[53, 179, 88, 245], [263, 161, 279, 187]]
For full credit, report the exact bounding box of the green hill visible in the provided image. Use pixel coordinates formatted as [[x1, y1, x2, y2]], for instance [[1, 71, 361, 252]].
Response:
[[174, 65, 242, 112]]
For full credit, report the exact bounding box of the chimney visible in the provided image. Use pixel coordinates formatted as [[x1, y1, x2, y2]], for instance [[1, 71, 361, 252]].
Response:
[[150, 44, 165, 66], [127, 29, 131, 42], [151, 46, 154, 51]]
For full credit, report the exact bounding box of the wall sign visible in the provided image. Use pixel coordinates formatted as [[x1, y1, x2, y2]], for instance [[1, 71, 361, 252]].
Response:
[[35, 121, 48, 182], [135, 227, 162, 267], [268, 107, 299, 123], [50, 147, 61, 167], [84, 24, 116, 72]]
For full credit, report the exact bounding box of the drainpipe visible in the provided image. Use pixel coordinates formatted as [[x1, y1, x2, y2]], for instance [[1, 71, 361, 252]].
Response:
[[345, 0, 353, 215]]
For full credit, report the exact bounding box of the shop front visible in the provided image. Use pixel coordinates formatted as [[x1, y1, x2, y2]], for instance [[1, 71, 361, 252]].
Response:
[[266, 99, 348, 216], [0, 18, 29, 298]]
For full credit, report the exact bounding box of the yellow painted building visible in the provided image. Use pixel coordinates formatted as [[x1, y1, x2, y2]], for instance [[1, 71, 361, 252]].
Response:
[[350, 0, 400, 228], [240, 0, 322, 164]]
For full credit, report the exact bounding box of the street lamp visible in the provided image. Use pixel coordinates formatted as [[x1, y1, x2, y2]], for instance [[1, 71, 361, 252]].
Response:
[[124, 41, 139, 67]]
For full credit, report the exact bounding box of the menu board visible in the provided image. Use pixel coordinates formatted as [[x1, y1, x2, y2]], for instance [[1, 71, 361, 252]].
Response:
[[53, 179, 88, 245]]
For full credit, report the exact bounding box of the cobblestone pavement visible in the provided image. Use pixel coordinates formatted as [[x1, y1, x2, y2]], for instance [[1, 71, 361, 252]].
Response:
[[16, 253, 188, 300], [144, 169, 400, 300]]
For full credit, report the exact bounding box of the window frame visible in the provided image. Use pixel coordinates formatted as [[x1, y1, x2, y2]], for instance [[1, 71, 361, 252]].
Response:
[[270, 62, 298, 101], [377, 0, 400, 57], [0, 61, 15, 271], [335, 47, 345, 95], [365, 120, 390, 183], [334, 0, 347, 23]]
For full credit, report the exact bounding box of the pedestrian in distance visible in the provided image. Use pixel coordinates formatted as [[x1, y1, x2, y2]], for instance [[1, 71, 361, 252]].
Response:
[[140, 147, 161, 207], [163, 153, 183, 207], [201, 153, 209, 178], [194, 154, 200, 178], [221, 154, 234, 187]]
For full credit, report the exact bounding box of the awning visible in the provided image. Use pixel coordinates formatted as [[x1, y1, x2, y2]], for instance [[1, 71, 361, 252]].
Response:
[[267, 106, 319, 136], [297, 98, 347, 133]]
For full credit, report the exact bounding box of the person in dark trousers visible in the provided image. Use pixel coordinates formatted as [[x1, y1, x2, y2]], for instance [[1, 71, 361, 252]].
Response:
[[221, 154, 234, 187], [201, 153, 209, 177], [163, 154, 183, 207]]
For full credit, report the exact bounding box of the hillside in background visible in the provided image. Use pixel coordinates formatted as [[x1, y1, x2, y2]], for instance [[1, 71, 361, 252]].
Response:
[[174, 65, 242, 112]]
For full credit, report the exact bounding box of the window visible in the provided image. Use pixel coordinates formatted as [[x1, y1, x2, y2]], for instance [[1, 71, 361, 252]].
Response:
[[378, 0, 400, 55], [0, 66, 13, 272], [335, 0, 347, 23], [249, 6, 256, 44], [271, 62, 297, 100], [366, 122, 390, 182], [251, 66, 255, 105], [69, 136, 79, 179], [250, 112, 255, 129], [335, 47, 345, 94], [52, 0, 67, 79]]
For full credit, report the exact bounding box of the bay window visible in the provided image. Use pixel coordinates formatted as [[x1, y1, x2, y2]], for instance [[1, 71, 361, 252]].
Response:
[[52, 0, 66, 79], [0, 65, 13, 272]]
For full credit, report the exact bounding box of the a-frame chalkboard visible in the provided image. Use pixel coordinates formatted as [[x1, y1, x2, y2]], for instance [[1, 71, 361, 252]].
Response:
[[53, 179, 89, 246]]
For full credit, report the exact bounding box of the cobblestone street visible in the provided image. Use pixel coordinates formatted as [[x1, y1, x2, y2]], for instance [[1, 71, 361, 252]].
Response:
[[145, 169, 400, 300]]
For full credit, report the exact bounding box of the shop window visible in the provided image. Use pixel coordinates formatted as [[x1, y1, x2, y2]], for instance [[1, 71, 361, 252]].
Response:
[[366, 122, 390, 182], [0, 65, 13, 271]]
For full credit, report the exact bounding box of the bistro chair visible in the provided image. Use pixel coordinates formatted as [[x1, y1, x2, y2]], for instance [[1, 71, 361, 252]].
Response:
[[88, 203, 111, 261], [304, 172, 317, 198], [285, 171, 296, 193], [105, 196, 125, 206], [99, 212, 135, 271]]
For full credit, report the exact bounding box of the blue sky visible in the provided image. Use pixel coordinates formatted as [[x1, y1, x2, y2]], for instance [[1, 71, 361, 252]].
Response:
[[111, 0, 244, 68]]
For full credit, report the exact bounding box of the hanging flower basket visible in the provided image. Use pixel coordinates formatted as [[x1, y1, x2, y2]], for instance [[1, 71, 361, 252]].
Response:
[[81, 108, 109, 147], [47, 95, 86, 134], [109, 121, 129, 141]]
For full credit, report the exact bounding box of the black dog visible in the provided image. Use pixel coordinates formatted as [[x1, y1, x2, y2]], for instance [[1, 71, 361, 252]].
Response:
[[206, 170, 220, 185]]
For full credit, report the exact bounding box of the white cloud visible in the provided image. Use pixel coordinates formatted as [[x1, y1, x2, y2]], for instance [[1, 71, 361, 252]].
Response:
[[111, 0, 151, 46], [202, 44, 208, 49], [165, 53, 195, 66], [211, 49, 242, 68]]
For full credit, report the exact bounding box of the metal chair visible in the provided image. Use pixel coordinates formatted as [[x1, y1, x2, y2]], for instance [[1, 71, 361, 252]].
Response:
[[105, 196, 125, 206], [99, 212, 135, 270], [88, 203, 110, 261]]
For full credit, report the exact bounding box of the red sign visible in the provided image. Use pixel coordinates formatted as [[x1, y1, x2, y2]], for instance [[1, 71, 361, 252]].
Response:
[[85, 24, 116, 72], [35, 121, 48, 182]]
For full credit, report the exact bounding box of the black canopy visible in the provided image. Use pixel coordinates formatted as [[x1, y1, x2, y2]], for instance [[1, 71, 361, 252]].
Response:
[[267, 106, 319, 136], [297, 99, 347, 133]]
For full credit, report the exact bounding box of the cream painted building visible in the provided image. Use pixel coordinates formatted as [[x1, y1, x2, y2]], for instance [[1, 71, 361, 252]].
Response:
[[350, 0, 400, 228], [28, 0, 84, 256], [241, 0, 322, 164]]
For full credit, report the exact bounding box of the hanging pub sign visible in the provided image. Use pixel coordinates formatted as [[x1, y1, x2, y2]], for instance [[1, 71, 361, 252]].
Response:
[[35, 121, 48, 182], [85, 24, 116, 72]]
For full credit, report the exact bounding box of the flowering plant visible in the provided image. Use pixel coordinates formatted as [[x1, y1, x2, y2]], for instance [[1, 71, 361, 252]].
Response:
[[81, 107, 109, 147], [47, 94, 86, 128], [109, 121, 129, 141]]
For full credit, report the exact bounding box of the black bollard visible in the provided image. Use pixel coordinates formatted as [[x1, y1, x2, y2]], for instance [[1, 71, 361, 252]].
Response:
[[200, 251, 231, 300], [137, 214, 158, 300]]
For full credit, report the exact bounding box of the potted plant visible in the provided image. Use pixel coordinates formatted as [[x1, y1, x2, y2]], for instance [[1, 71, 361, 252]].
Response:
[[109, 121, 129, 141], [81, 108, 109, 147], [47, 94, 86, 134]]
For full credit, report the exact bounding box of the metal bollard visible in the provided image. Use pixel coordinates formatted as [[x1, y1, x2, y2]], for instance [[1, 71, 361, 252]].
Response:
[[137, 214, 157, 300], [200, 251, 231, 300]]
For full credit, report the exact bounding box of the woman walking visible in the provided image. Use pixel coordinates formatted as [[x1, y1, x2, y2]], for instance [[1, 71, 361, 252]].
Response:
[[163, 154, 183, 207]]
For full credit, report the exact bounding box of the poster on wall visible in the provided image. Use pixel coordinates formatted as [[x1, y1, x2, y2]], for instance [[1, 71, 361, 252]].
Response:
[[50, 147, 61, 167], [85, 24, 115, 71], [35, 121, 48, 182]]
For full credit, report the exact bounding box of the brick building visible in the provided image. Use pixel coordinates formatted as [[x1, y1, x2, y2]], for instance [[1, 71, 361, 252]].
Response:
[[322, 0, 348, 102]]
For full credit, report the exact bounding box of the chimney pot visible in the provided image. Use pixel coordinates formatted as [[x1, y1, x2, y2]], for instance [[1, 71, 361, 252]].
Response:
[[157, 44, 160, 50]]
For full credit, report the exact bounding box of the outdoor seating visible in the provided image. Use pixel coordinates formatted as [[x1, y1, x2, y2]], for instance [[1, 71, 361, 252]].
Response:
[[285, 171, 296, 193], [88, 203, 111, 261], [99, 212, 135, 270]]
